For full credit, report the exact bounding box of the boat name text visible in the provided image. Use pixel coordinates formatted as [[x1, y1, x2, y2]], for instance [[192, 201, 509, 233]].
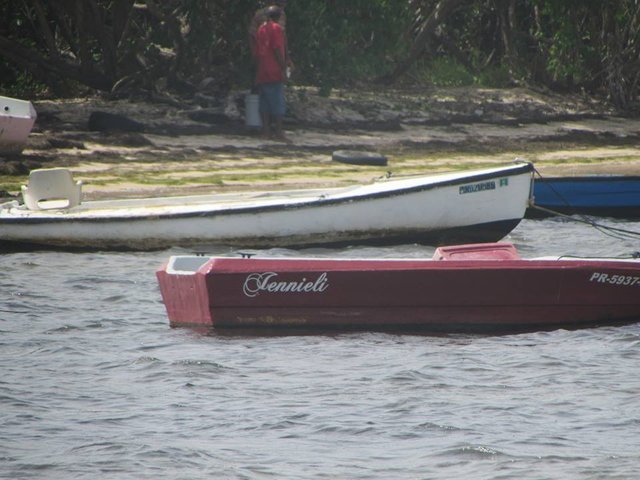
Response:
[[243, 272, 329, 297], [459, 180, 497, 195], [589, 272, 640, 286]]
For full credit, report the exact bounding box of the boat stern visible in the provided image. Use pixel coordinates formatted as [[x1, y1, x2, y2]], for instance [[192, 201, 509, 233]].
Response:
[[156, 256, 214, 327]]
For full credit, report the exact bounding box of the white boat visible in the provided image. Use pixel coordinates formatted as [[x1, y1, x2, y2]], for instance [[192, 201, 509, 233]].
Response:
[[0, 162, 534, 250], [0, 95, 37, 154]]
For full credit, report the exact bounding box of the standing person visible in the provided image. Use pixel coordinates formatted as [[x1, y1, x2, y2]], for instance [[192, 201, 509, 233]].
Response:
[[249, 0, 289, 63], [255, 5, 290, 141]]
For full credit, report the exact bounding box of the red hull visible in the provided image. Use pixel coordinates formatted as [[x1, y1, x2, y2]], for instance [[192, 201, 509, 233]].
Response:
[[157, 244, 640, 333]]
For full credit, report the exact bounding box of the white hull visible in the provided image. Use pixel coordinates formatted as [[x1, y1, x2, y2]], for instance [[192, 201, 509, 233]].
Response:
[[0, 163, 534, 250], [0, 95, 37, 154]]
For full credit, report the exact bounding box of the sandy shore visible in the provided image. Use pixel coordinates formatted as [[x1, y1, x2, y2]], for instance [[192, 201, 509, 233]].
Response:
[[4, 86, 640, 200]]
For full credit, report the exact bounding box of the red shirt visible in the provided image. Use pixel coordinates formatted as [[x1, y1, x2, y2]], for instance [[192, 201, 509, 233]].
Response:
[[255, 20, 285, 84]]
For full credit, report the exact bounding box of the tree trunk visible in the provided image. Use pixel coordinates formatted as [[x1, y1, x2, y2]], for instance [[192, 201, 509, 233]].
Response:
[[377, 0, 467, 83], [496, 0, 517, 71]]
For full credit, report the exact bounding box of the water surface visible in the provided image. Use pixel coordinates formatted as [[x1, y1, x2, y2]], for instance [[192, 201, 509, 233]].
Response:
[[2, 218, 640, 479]]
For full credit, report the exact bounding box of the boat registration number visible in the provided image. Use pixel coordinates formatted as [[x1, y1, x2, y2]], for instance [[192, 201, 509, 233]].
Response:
[[589, 272, 640, 286]]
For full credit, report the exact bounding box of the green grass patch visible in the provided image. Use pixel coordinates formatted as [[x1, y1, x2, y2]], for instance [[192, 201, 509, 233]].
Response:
[[0, 182, 22, 193]]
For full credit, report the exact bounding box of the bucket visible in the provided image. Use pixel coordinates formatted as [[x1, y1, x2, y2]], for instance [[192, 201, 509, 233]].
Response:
[[245, 93, 262, 128]]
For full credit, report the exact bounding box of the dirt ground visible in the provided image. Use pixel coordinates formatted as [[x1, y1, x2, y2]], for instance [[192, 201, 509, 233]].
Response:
[[4, 85, 640, 200]]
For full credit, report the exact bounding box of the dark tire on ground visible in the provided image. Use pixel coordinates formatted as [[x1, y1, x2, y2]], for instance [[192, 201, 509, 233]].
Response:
[[332, 150, 388, 166]]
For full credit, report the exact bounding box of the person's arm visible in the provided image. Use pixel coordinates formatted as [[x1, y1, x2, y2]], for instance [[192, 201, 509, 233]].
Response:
[[273, 47, 286, 77], [272, 25, 287, 77], [278, 13, 293, 67]]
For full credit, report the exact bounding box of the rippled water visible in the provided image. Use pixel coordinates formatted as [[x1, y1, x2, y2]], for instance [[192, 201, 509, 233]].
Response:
[[2, 218, 640, 479]]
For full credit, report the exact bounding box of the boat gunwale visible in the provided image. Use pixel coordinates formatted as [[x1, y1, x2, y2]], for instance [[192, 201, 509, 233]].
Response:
[[535, 175, 640, 183], [191, 257, 640, 273]]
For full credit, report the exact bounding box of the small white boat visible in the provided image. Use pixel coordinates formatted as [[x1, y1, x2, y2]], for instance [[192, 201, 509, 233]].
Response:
[[0, 95, 37, 154], [0, 162, 534, 250]]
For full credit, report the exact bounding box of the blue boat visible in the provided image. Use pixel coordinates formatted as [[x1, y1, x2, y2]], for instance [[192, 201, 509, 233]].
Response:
[[528, 175, 640, 218]]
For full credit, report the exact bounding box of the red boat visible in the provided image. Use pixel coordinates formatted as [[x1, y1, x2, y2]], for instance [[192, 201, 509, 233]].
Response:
[[157, 243, 640, 333]]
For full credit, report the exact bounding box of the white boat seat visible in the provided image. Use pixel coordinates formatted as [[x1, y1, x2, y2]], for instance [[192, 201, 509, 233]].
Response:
[[21, 168, 83, 210]]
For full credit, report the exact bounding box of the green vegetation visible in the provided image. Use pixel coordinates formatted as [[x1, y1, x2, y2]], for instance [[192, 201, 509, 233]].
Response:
[[0, 179, 22, 192], [1, 1, 639, 109], [4, 142, 640, 197]]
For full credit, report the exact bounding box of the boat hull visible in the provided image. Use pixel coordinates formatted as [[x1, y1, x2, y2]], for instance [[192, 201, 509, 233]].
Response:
[[0, 218, 522, 251], [1, 163, 534, 250], [0, 95, 37, 154], [529, 176, 640, 218], [157, 253, 640, 333]]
